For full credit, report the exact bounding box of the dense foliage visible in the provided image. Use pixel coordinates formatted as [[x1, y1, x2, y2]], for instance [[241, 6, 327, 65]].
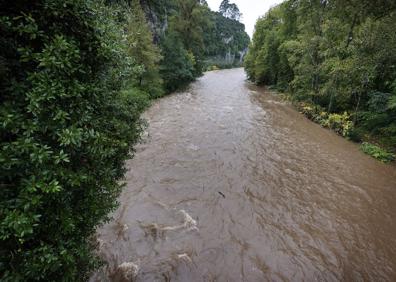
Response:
[[219, 0, 242, 21], [245, 0, 396, 159], [0, 0, 249, 280], [0, 0, 152, 280], [127, 0, 163, 98], [146, 0, 249, 89], [159, 0, 211, 90]]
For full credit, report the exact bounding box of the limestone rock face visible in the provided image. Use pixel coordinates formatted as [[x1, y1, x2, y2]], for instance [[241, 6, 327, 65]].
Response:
[[139, 0, 169, 43], [138, 1, 250, 67]]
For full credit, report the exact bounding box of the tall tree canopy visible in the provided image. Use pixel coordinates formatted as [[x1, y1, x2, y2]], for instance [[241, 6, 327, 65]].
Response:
[[219, 0, 242, 21]]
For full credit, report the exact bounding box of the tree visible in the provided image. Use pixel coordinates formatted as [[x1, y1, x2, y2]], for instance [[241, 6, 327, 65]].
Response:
[[160, 31, 195, 92], [169, 0, 212, 75], [203, 11, 250, 67], [0, 0, 251, 278], [245, 0, 396, 153], [219, 0, 242, 21], [0, 0, 149, 280], [126, 0, 163, 98]]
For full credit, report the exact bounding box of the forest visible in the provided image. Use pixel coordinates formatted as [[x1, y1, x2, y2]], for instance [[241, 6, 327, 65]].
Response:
[[0, 0, 248, 280], [245, 0, 396, 162]]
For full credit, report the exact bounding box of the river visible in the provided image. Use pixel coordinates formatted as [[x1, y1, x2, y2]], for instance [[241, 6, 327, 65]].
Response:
[[91, 68, 396, 281]]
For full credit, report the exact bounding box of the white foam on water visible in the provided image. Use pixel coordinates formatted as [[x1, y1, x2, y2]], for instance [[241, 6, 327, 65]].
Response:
[[177, 253, 193, 264], [179, 209, 198, 231]]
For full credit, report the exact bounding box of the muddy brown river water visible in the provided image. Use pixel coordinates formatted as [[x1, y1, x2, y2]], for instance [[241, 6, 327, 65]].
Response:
[[91, 68, 396, 281]]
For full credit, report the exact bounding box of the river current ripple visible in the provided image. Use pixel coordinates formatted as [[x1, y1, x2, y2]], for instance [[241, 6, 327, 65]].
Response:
[[91, 68, 396, 282]]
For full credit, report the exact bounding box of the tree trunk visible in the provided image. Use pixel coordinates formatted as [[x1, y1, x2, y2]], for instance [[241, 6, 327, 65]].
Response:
[[353, 91, 361, 125], [346, 13, 358, 48]]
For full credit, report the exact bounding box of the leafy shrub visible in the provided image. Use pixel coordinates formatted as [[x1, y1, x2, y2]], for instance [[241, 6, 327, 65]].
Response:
[[298, 102, 320, 120], [325, 112, 353, 137], [204, 56, 242, 70], [206, 65, 220, 71], [367, 91, 391, 113], [348, 127, 365, 142], [298, 103, 327, 124], [0, 0, 149, 280], [298, 103, 353, 137], [360, 142, 395, 163]]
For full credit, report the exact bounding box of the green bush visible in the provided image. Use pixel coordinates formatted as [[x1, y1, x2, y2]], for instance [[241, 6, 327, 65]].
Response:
[[207, 65, 220, 71], [360, 142, 395, 163], [325, 112, 353, 137], [298, 103, 353, 137], [298, 102, 321, 120], [348, 127, 365, 142], [0, 0, 149, 280], [160, 31, 195, 92]]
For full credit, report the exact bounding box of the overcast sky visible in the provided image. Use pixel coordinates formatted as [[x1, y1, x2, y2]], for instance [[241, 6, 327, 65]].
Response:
[[206, 0, 284, 38]]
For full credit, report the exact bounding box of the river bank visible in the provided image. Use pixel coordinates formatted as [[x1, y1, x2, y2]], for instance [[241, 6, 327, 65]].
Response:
[[264, 87, 396, 163]]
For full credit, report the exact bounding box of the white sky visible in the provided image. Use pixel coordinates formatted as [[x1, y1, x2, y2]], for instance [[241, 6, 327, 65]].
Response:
[[206, 0, 284, 38]]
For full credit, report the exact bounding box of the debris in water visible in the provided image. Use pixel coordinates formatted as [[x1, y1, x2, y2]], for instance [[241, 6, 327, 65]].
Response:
[[179, 209, 198, 231], [113, 262, 139, 282], [139, 222, 163, 240], [177, 253, 193, 264], [139, 209, 198, 239], [115, 222, 129, 239]]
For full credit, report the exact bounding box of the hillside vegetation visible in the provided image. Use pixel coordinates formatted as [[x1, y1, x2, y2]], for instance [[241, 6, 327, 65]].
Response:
[[204, 11, 250, 69], [245, 0, 396, 161]]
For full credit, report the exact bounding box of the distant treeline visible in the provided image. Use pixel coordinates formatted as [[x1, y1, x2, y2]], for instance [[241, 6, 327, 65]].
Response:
[[245, 0, 396, 161], [0, 0, 248, 280]]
